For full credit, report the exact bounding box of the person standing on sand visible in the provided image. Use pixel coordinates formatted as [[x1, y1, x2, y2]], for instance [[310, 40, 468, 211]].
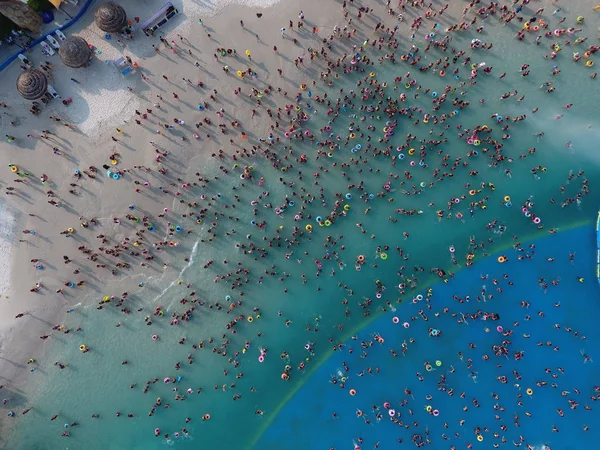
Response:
[[2, 0, 596, 444]]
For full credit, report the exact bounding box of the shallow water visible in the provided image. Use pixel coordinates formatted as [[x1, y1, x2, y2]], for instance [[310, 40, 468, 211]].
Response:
[[256, 224, 600, 449], [4, 2, 600, 449]]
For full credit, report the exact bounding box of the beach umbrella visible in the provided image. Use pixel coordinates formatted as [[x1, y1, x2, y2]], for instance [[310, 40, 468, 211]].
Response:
[[59, 36, 92, 68], [94, 2, 127, 33], [16, 69, 48, 100]]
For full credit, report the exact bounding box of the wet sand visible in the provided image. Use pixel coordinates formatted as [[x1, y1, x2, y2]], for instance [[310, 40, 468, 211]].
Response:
[[0, 0, 599, 447]]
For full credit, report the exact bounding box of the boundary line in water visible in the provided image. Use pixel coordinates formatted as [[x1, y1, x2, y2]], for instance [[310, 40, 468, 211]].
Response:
[[247, 218, 591, 448], [596, 211, 600, 285]]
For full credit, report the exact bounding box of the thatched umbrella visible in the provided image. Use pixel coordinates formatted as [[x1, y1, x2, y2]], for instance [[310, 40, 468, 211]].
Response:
[[16, 69, 48, 100], [59, 36, 92, 68], [94, 2, 127, 33]]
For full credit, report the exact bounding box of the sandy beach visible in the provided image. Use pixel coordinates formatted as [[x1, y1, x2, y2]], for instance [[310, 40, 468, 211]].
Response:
[[1, 0, 599, 447], [0, 0, 364, 439]]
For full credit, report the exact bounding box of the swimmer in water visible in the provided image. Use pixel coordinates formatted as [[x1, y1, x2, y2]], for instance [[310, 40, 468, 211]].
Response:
[[581, 350, 593, 363]]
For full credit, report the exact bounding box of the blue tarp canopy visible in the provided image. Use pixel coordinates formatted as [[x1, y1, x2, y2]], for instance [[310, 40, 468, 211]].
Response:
[[113, 57, 133, 75]]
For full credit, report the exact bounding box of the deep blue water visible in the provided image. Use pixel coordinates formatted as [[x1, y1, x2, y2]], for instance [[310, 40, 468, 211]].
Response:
[[5, 2, 600, 449], [256, 224, 600, 450]]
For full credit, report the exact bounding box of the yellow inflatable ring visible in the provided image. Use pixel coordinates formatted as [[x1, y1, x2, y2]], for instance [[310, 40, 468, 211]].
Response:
[[408, 148, 415, 155], [67, 228, 74, 233], [247, 316, 253, 323], [369, 72, 375, 77], [586, 60, 594, 67], [526, 388, 533, 395], [477, 435, 483, 442], [305, 224, 313, 231], [111, 159, 118, 165], [10, 166, 18, 173], [504, 196, 511, 202], [79, 345, 87, 351], [344, 204, 350, 211]]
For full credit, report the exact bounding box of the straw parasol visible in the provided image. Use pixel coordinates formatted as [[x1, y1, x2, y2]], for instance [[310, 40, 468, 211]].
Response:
[[16, 69, 48, 100], [59, 36, 92, 68], [94, 2, 127, 33]]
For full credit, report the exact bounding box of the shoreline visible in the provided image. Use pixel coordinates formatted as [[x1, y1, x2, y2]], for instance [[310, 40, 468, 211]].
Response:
[[0, 0, 598, 446], [0, 0, 340, 442], [0, 203, 17, 298]]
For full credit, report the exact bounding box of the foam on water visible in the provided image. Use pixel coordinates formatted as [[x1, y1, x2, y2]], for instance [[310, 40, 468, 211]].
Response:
[[5, 2, 600, 449]]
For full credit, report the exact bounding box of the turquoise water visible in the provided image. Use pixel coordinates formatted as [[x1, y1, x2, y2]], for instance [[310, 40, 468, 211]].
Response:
[[256, 224, 600, 449], [4, 2, 600, 449]]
